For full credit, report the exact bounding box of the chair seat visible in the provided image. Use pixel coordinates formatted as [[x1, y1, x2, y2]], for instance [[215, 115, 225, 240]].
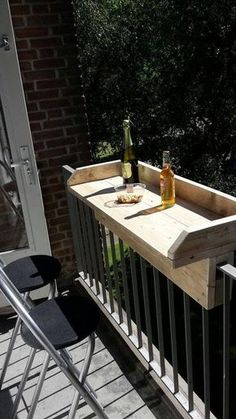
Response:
[[3, 255, 61, 293], [21, 296, 100, 350]]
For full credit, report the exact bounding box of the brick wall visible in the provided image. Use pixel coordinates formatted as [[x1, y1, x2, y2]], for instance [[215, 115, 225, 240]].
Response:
[[9, 0, 91, 281]]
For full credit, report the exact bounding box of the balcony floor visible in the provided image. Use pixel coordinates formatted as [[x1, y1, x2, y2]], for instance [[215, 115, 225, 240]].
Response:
[[0, 308, 180, 419]]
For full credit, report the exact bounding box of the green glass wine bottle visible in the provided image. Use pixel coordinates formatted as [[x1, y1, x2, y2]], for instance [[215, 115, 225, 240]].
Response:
[[121, 118, 139, 184]]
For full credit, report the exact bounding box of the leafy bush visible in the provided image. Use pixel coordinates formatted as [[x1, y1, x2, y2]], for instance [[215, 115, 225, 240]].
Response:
[[73, 0, 236, 195]]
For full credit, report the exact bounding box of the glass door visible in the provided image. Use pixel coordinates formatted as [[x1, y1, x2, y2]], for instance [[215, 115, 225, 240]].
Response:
[[0, 0, 51, 267]]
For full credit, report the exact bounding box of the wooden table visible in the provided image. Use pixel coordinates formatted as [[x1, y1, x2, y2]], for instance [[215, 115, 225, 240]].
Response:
[[68, 160, 236, 309]]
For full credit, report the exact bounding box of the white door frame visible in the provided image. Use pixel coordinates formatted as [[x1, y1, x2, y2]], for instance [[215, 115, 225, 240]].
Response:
[[0, 0, 51, 265]]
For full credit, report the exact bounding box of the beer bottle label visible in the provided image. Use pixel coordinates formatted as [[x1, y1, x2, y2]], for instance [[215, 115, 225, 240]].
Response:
[[122, 162, 132, 179]]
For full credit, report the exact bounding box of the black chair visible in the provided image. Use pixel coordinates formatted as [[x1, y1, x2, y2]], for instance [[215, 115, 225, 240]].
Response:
[[0, 266, 108, 419], [0, 255, 61, 389]]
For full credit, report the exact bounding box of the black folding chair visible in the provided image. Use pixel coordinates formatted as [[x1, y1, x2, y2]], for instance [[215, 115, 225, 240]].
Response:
[[0, 266, 108, 419], [0, 255, 60, 390]]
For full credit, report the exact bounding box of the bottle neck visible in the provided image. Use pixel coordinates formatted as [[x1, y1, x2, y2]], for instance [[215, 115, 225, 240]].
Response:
[[123, 120, 133, 148], [162, 151, 171, 168]]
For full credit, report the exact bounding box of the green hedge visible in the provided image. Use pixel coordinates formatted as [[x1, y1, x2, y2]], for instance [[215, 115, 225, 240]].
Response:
[[73, 0, 236, 195]]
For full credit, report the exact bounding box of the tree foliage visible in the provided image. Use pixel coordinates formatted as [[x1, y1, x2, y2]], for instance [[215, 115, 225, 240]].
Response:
[[73, 0, 236, 194]]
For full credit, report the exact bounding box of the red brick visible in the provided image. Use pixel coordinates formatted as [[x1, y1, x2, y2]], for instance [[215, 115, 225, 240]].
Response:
[[52, 25, 72, 35], [16, 39, 29, 49], [30, 122, 41, 131], [24, 70, 55, 81], [32, 4, 50, 14], [12, 16, 25, 27], [50, 215, 68, 226], [27, 89, 59, 101], [20, 61, 32, 71], [49, 3, 70, 13], [42, 184, 63, 195], [33, 141, 45, 151], [48, 177, 60, 184], [15, 27, 49, 38], [46, 202, 59, 211], [39, 98, 70, 110], [18, 50, 38, 60], [57, 207, 68, 216], [10, 5, 30, 15], [54, 192, 65, 200], [23, 81, 35, 91], [39, 49, 55, 59], [30, 37, 62, 48], [49, 154, 78, 167], [34, 58, 66, 70], [27, 15, 59, 26], [58, 222, 70, 232], [45, 209, 56, 219], [65, 126, 81, 136], [36, 79, 66, 90], [34, 129, 64, 141], [38, 146, 67, 159], [28, 111, 46, 121], [26, 102, 38, 112], [45, 138, 69, 148], [49, 232, 66, 241], [51, 241, 62, 250], [44, 118, 73, 130], [60, 200, 68, 208], [61, 87, 83, 97], [47, 109, 63, 118]]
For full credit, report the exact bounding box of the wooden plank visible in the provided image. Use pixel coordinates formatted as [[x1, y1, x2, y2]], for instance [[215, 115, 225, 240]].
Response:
[[94, 206, 232, 309], [67, 160, 121, 186], [139, 161, 236, 216], [168, 216, 236, 268]]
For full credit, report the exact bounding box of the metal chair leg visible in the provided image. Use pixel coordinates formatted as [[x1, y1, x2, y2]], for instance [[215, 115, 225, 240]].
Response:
[[68, 333, 96, 419], [0, 315, 21, 390], [60, 347, 97, 398], [11, 347, 37, 419], [27, 352, 51, 419], [9, 281, 57, 416], [0, 291, 31, 390]]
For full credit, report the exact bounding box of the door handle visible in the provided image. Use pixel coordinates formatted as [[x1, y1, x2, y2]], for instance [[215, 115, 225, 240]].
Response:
[[11, 146, 35, 185], [0, 35, 10, 51]]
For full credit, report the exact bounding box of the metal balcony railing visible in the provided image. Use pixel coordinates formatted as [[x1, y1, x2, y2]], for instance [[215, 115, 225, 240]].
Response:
[[63, 165, 236, 419]]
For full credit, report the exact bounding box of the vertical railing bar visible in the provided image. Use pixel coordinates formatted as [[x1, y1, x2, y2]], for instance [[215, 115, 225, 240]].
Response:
[[140, 257, 154, 362], [92, 217, 107, 304], [63, 167, 85, 275], [153, 268, 165, 376], [130, 248, 142, 348], [119, 239, 132, 335], [202, 307, 210, 419], [78, 200, 93, 286], [223, 272, 230, 419], [183, 293, 194, 412], [89, 207, 103, 296], [84, 206, 100, 294], [73, 200, 87, 276], [109, 231, 123, 324], [167, 279, 179, 393], [101, 225, 114, 313]]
